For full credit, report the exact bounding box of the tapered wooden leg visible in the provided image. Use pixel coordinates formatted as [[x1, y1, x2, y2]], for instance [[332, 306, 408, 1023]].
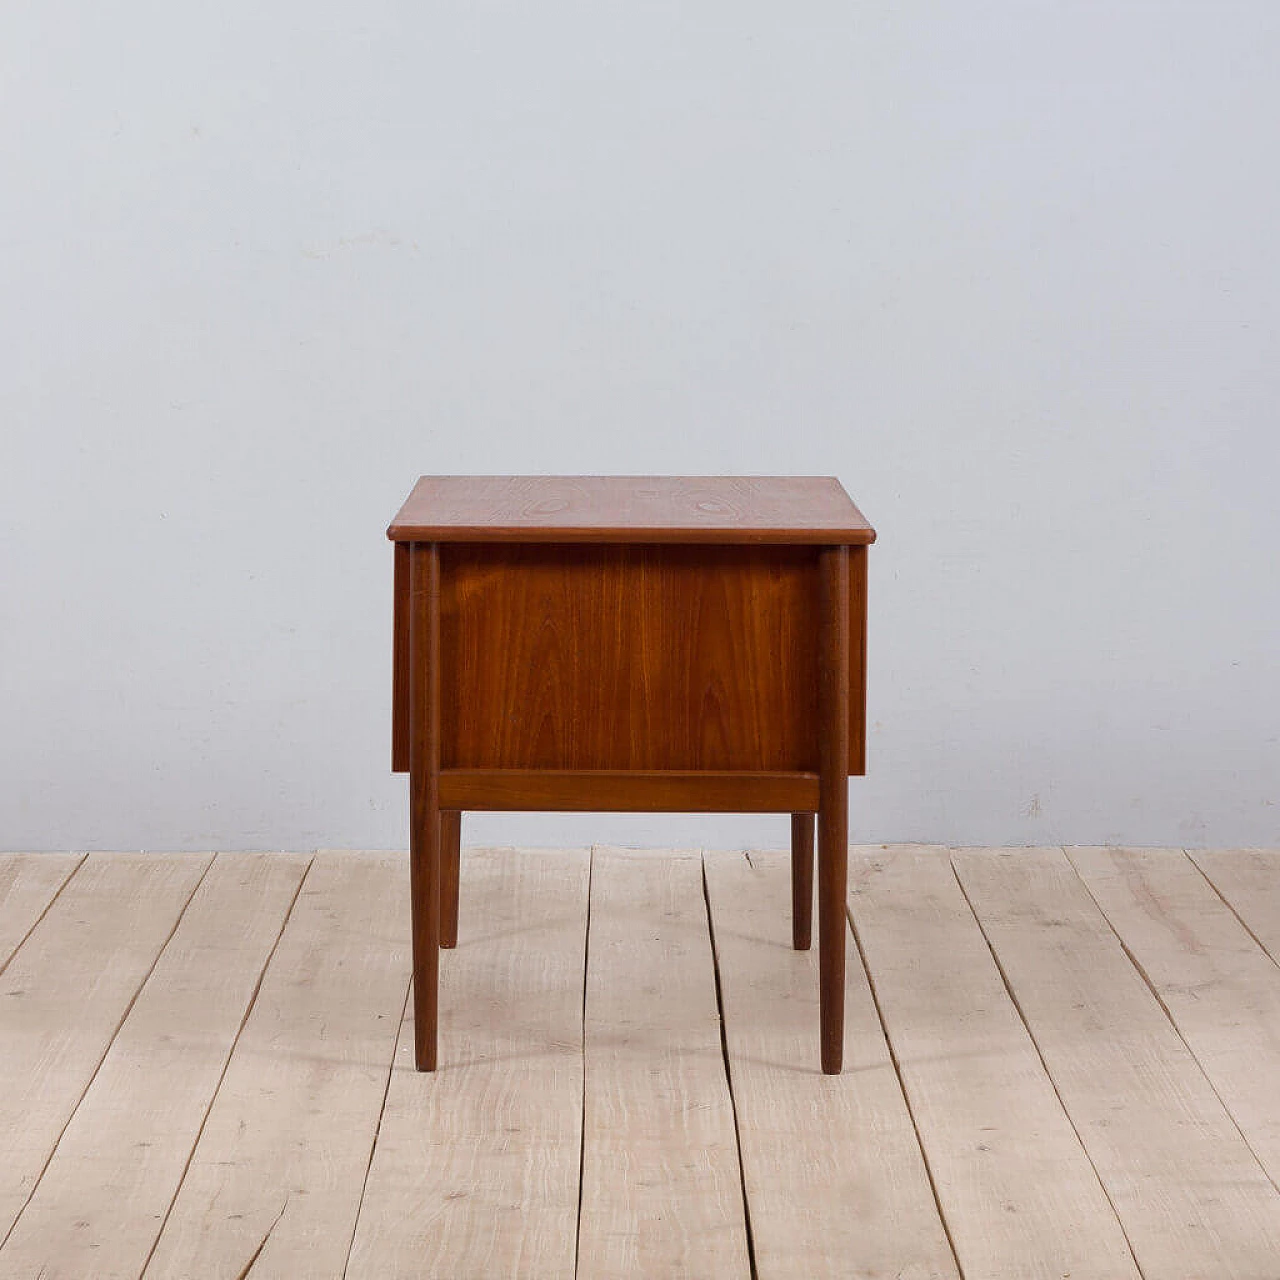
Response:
[[818, 546, 850, 1074], [441, 810, 461, 948], [791, 813, 815, 950], [409, 543, 442, 1071]]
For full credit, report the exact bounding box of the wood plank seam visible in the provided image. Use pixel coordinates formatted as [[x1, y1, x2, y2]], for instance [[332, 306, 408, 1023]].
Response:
[[136, 854, 315, 1280], [948, 854, 1145, 1278], [576, 848, 750, 1276], [1066, 847, 1280, 1199], [841, 893, 964, 1278], [700, 853, 760, 1280], [705, 849, 958, 1278], [0, 853, 88, 979], [1186, 849, 1280, 974], [0, 853, 215, 1254], [572, 847, 594, 1280], [340, 973, 414, 1280], [142, 852, 413, 1277], [345, 848, 588, 1278]]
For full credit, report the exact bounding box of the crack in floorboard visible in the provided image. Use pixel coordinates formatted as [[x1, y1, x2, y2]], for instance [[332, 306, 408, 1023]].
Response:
[[233, 1198, 289, 1280]]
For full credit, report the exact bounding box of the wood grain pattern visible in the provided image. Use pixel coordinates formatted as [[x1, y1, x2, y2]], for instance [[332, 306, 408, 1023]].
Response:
[[1187, 848, 1280, 961], [10, 845, 1280, 1275], [0, 854, 83, 973], [441, 543, 820, 773], [790, 813, 814, 950], [439, 769, 819, 813], [388, 475, 875, 544], [392, 540, 408, 773], [0, 854, 308, 1280], [848, 846, 1139, 1279], [955, 847, 1280, 1278], [440, 810, 460, 949], [345, 849, 589, 1280], [849, 545, 868, 776], [409, 543, 442, 1070], [1068, 847, 1280, 1189], [817, 547, 850, 1073], [142, 852, 410, 1280], [0, 853, 211, 1242], [578, 849, 751, 1278], [704, 850, 959, 1280]]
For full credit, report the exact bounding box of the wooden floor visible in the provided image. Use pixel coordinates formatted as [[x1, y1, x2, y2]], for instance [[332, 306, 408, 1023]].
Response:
[[3, 847, 1280, 1277]]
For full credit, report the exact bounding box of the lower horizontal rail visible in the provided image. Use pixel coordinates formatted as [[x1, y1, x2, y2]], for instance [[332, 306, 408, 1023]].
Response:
[[438, 769, 820, 813]]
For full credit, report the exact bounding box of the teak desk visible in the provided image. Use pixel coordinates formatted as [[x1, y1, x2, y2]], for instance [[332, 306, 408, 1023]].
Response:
[[388, 476, 875, 1074]]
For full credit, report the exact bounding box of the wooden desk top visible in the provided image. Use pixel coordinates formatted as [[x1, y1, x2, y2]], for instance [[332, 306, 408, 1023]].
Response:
[[388, 476, 875, 545]]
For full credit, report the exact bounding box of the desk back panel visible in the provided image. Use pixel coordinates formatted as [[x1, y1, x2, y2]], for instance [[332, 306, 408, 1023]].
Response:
[[393, 543, 867, 777]]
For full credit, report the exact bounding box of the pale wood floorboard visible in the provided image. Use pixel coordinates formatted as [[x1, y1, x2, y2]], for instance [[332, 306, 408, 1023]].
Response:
[[0, 853, 211, 1243], [345, 848, 589, 1280], [142, 852, 410, 1280], [1069, 846, 1280, 1191], [0, 853, 84, 972], [848, 844, 1140, 1279], [8, 845, 1280, 1276], [956, 846, 1280, 1279], [576, 848, 751, 1280], [1187, 848, 1280, 963], [0, 853, 308, 1280], [704, 849, 958, 1280]]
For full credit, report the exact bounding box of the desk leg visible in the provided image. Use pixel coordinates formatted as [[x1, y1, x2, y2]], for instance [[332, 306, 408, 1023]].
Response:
[[791, 813, 814, 950], [441, 810, 461, 948], [409, 543, 442, 1071], [818, 546, 850, 1074]]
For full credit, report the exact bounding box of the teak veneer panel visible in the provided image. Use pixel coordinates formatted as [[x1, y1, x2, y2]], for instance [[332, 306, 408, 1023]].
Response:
[[848, 545, 868, 775], [441, 543, 820, 773], [394, 543, 868, 780], [388, 475, 875, 544]]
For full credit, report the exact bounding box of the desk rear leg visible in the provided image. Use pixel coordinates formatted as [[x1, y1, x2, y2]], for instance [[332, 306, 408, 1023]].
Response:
[[791, 813, 815, 950], [441, 811, 461, 948]]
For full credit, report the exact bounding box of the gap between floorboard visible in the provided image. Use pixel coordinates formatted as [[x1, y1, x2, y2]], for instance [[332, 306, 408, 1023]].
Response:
[[948, 852, 1145, 1279], [843, 866, 965, 1279], [572, 846, 595, 1280], [701, 852, 759, 1280], [132, 855, 315, 1280], [0, 854, 215, 1255]]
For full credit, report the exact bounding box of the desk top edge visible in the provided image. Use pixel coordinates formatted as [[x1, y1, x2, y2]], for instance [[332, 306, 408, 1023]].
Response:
[[387, 475, 876, 545]]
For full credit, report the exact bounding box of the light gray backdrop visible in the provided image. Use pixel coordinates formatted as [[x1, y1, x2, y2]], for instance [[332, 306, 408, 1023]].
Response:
[[3, 2, 1277, 852]]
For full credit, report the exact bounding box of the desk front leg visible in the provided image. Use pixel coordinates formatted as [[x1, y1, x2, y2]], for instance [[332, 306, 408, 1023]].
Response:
[[818, 546, 850, 1074], [409, 542, 442, 1071]]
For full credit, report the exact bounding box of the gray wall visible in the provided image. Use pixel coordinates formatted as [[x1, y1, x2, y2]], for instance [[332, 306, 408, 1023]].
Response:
[[3, 2, 1277, 852]]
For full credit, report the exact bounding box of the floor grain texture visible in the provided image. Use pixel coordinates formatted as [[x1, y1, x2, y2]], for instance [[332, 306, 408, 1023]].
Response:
[[2, 844, 1280, 1278]]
